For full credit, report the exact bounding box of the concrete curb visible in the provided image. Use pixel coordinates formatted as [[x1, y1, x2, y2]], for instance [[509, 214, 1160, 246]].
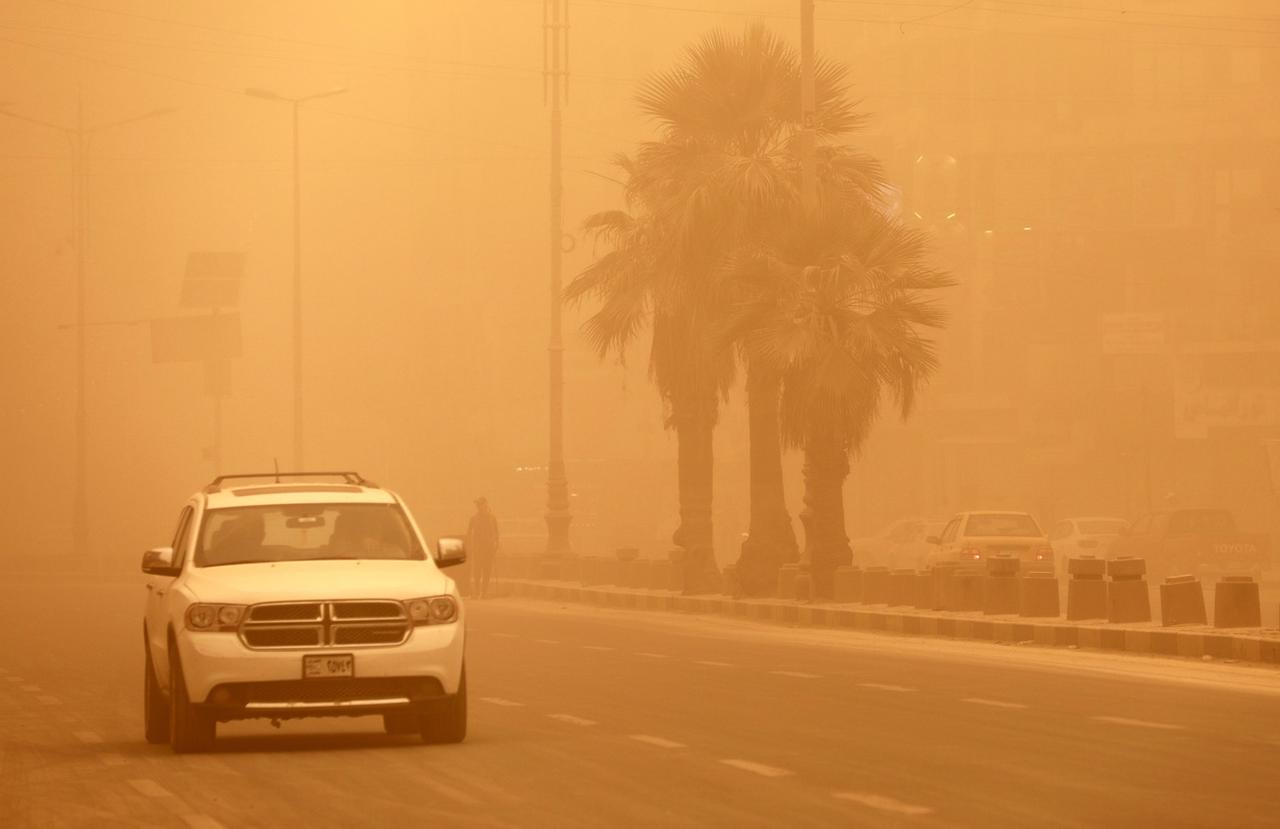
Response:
[[496, 578, 1280, 665]]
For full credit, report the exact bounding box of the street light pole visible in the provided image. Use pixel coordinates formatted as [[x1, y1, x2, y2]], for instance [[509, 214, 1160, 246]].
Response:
[[544, 0, 573, 556], [0, 98, 174, 557], [245, 86, 347, 471]]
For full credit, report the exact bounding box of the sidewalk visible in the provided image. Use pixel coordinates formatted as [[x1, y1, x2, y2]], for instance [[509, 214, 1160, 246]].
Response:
[[494, 577, 1280, 666]]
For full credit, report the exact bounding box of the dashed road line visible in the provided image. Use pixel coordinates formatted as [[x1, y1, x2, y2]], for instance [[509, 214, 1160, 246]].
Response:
[[719, 759, 793, 778], [5, 676, 24, 683], [490, 633, 519, 639], [129, 778, 174, 798], [74, 731, 104, 744], [19, 684, 40, 692], [630, 734, 685, 749], [479, 697, 525, 707], [100, 753, 128, 766], [36, 695, 59, 705], [833, 791, 933, 816], [859, 683, 916, 692], [635, 652, 669, 659], [547, 714, 597, 726], [1092, 716, 1184, 731], [694, 660, 734, 667], [770, 670, 821, 679], [534, 639, 560, 645], [582, 645, 615, 651], [963, 698, 1028, 710]]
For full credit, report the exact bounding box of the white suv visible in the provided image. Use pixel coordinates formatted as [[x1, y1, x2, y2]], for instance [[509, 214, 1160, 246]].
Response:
[[141, 472, 467, 753]]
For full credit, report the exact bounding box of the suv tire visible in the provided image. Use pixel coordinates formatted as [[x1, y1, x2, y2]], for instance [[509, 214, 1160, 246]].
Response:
[[168, 646, 215, 754], [420, 665, 467, 744], [143, 640, 170, 744], [382, 711, 419, 735]]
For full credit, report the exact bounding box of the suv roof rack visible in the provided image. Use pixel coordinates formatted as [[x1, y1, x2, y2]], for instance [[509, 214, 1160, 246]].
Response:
[[205, 471, 375, 493]]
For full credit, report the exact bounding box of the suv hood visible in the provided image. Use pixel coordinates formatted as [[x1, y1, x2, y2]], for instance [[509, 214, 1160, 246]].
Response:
[[184, 559, 451, 604]]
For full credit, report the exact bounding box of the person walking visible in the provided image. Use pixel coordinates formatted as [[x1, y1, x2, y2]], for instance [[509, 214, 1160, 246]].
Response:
[[465, 496, 500, 598]]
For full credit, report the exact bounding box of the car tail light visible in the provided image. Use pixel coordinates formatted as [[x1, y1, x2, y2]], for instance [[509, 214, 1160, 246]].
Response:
[[962, 547, 982, 560], [406, 596, 458, 626], [185, 603, 245, 632], [1034, 546, 1054, 561]]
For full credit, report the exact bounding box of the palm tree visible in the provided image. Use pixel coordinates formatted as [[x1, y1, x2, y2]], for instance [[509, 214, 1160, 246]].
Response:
[[746, 201, 953, 598], [569, 25, 886, 595]]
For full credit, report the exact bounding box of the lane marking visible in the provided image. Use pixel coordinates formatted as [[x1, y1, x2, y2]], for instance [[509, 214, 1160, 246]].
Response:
[[859, 683, 916, 692], [770, 670, 821, 679], [635, 652, 668, 659], [547, 714, 597, 726], [1092, 716, 1185, 731], [490, 633, 519, 639], [74, 731, 104, 744], [833, 791, 933, 816], [963, 698, 1028, 710], [100, 753, 128, 766], [479, 697, 525, 707], [630, 734, 685, 749], [5, 676, 24, 683], [582, 645, 615, 651], [695, 660, 734, 667], [129, 778, 173, 798], [19, 684, 40, 692], [719, 759, 793, 778], [534, 639, 560, 645], [36, 695, 59, 705], [182, 816, 226, 829]]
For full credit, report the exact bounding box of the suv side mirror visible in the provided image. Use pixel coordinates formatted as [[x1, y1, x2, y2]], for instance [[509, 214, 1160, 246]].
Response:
[[926, 535, 941, 545], [435, 537, 466, 568], [141, 546, 179, 576]]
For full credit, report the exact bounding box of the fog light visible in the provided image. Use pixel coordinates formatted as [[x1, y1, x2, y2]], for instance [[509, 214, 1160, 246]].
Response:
[[210, 687, 233, 705]]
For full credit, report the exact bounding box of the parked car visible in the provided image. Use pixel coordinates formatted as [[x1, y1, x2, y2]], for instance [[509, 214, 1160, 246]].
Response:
[[1107, 508, 1270, 581], [851, 517, 948, 570], [925, 511, 1055, 573], [1048, 516, 1130, 574], [141, 471, 468, 753]]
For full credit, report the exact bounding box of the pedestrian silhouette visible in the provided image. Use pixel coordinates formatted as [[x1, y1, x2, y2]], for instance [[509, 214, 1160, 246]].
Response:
[[465, 497, 500, 598]]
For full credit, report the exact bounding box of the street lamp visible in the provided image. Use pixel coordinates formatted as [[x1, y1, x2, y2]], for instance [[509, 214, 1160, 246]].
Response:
[[244, 86, 347, 472], [0, 98, 175, 558]]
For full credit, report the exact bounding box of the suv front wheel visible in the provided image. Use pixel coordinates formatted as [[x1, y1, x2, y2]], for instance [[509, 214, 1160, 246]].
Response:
[[143, 639, 170, 744], [168, 645, 215, 753], [420, 665, 467, 744]]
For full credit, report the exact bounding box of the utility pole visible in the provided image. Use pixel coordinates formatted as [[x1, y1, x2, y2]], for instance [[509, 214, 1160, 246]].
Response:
[[245, 86, 347, 471], [544, 0, 573, 555], [0, 97, 173, 557]]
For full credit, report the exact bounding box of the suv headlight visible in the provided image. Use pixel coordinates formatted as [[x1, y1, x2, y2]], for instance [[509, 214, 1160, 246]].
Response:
[[185, 603, 246, 632], [405, 596, 458, 625]]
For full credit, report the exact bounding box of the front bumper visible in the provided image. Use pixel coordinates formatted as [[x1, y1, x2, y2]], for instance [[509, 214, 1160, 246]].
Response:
[[175, 621, 465, 707]]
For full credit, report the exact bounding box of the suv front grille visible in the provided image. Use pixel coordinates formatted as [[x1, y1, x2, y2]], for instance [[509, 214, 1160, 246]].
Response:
[[240, 600, 410, 650]]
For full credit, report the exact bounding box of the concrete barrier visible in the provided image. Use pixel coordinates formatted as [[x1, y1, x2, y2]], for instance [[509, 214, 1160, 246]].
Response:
[[793, 567, 813, 602], [950, 567, 984, 612], [1213, 576, 1262, 628], [1159, 574, 1206, 626], [777, 563, 798, 600], [888, 569, 917, 607], [667, 551, 684, 592], [983, 554, 1020, 615], [649, 558, 671, 591], [1019, 572, 1060, 617], [930, 563, 958, 610], [1066, 556, 1107, 621], [579, 556, 601, 586], [1107, 557, 1151, 624], [861, 566, 890, 604], [913, 572, 932, 609], [833, 566, 861, 603], [627, 559, 650, 589]]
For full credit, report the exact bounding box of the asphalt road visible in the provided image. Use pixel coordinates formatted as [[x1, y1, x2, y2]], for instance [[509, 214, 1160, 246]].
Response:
[[1, 579, 1278, 827]]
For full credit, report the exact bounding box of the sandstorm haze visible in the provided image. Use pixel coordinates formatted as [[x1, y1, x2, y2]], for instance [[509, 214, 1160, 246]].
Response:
[[1, 0, 1278, 564]]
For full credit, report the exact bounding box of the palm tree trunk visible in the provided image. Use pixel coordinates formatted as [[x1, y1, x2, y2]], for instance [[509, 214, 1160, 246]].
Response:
[[798, 431, 852, 599], [735, 366, 797, 596], [671, 397, 719, 595]]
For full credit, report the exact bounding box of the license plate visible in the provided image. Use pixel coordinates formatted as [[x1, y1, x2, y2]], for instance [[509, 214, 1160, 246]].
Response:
[[303, 653, 354, 679]]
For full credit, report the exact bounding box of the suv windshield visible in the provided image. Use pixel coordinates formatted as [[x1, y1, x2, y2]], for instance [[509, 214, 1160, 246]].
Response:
[[1078, 519, 1127, 535], [1168, 509, 1235, 535], [964, 513, 1042, 537], [195, 503, 424, 567]]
